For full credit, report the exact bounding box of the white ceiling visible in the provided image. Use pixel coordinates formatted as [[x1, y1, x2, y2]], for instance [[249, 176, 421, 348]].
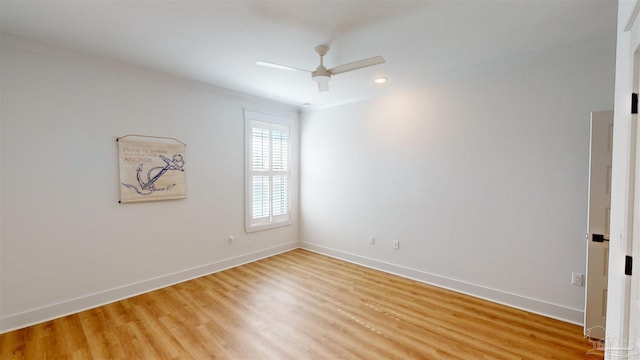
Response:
[[0, 0, 617, 109]]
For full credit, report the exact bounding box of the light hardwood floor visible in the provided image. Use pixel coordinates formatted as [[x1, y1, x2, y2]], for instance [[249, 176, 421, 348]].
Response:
[[1, 249, 603, 359]]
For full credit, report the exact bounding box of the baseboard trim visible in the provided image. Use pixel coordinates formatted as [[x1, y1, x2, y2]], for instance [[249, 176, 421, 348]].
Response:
[[300, 242, 584, 326], [0, 242, 298, 334]]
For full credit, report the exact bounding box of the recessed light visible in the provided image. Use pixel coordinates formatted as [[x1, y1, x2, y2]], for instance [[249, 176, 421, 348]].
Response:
[[374, 77, 387, 84]]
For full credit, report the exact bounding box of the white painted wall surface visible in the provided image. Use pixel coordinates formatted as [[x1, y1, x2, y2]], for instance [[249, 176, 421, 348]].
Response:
[[300, 38, 616, 323], [0, 37, 299, 332]]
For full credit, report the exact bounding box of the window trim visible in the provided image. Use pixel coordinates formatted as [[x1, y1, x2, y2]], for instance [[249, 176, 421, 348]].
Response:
[[244, 110, 292, 233]]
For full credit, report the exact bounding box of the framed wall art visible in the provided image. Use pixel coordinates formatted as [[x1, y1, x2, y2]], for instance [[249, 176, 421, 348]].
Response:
[[116, 135, 186, 203]]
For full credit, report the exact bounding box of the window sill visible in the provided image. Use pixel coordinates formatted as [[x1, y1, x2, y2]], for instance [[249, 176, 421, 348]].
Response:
[[245, 219, 292, 233]]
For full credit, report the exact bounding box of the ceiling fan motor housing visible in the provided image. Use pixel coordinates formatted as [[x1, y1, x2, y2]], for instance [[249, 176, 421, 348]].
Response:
[[312, 65, 331, 81]]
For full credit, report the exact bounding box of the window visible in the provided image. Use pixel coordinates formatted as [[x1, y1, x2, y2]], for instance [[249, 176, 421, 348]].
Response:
[[245, 110, 291, 232]]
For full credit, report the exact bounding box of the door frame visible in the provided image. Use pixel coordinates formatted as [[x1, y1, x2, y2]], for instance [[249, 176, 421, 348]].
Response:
[[607, 0, 640, 358]]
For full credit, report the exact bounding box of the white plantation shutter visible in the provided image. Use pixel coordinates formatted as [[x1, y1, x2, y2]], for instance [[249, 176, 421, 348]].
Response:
[[272, 175, 287, 217], [251, 127, 270, 222], [271, 129, 288, 171], [271, 128, 288, 220], [245, 111, 291, 231], [252, 175, 269, 220], [252, 128, 269, 171]]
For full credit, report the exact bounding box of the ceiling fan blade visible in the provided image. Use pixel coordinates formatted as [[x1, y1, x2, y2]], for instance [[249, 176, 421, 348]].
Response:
[[256, 61, 311, 73], [329, 56, 385, 75]]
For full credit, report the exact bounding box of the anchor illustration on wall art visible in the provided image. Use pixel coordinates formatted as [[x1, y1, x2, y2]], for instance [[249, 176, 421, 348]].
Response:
[[121, 154, 185, 195]]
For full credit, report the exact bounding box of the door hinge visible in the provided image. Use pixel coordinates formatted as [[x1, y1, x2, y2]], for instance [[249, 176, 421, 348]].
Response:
[[625, 255, 633, 276], [633, 93, 638, 114]]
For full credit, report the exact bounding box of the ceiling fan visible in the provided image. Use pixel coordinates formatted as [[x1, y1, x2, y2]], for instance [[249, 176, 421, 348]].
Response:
[[257, 45, 385, 92]]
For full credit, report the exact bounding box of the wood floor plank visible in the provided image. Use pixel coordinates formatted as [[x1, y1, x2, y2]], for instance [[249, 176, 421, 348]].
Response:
[[0, 249, 603, 359]]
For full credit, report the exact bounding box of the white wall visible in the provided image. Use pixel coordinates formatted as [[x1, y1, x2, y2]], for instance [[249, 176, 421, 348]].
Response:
[[0, 37, 299, 332], [300, 38, 616, 324]]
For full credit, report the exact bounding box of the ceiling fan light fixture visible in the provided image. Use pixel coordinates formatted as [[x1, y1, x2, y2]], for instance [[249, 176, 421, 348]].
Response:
[[312, 74, 330, 92], [312, 65, 331, 92], [312, 74, 331, 83]]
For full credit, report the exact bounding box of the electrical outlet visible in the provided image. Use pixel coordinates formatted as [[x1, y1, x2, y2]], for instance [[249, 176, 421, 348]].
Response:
[[571, 272, 584, 286], [369, 236, 376, 245], [393, 240, 400, 249]]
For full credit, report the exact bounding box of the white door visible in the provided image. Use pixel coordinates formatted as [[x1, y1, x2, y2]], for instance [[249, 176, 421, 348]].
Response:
[[608, 2, 640, 358], [585, 110, 614, 340]]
